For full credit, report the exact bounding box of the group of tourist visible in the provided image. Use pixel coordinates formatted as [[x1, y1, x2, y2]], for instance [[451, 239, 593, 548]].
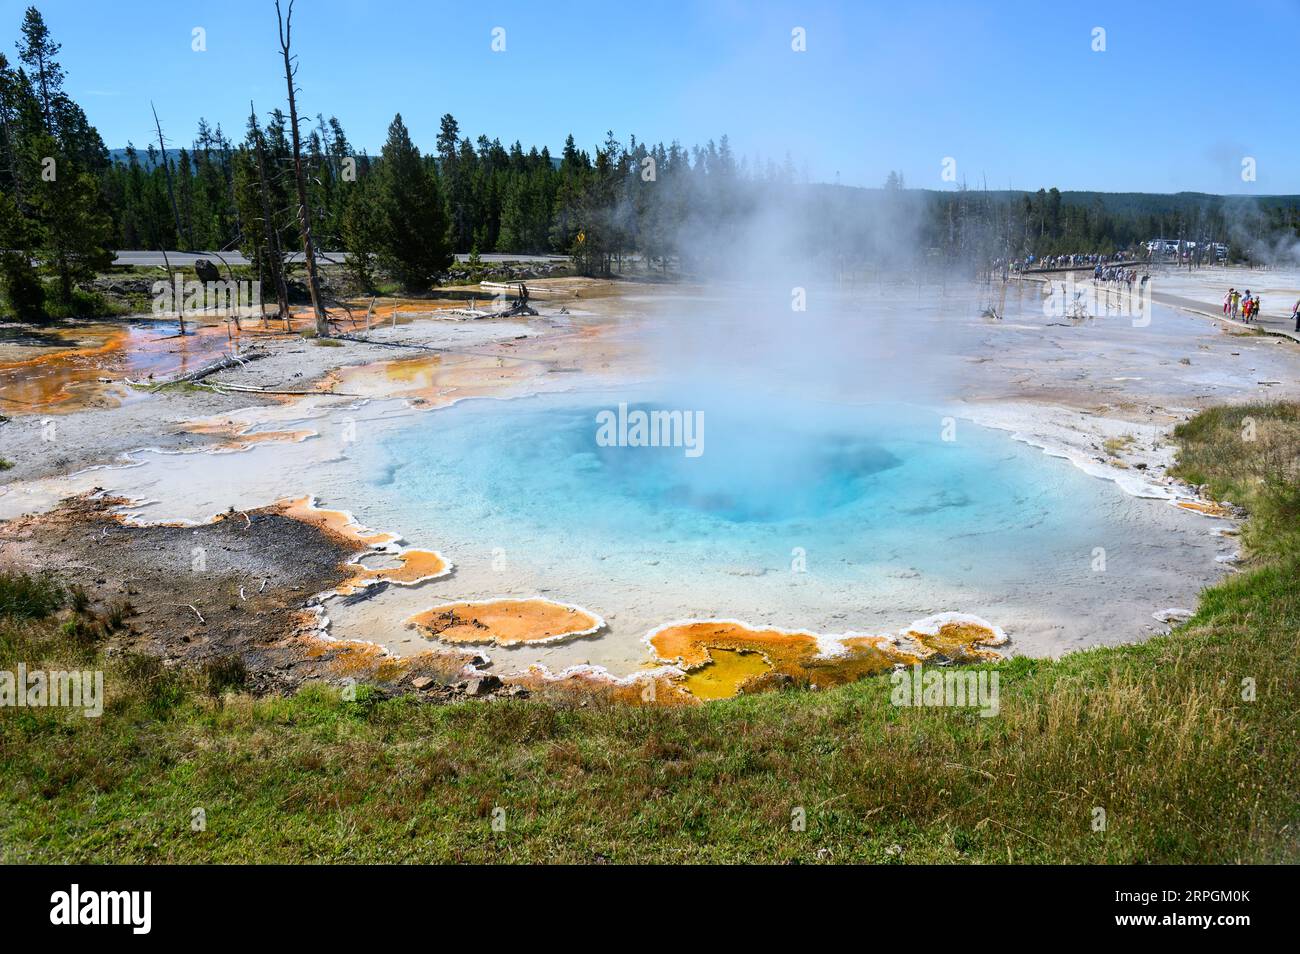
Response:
[[1223, 287, 1263, 322], [1229, 289, 1300, 332], [1093, 264, 1142, 285], [1017, 252, 1128, 272]]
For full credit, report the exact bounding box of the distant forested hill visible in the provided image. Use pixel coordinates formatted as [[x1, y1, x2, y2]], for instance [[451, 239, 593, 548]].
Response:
[[4, 4, 1298, 325]]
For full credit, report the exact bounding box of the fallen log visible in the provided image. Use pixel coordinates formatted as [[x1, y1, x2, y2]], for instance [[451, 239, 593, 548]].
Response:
[[130, 348, 269, 388], [194, 381, 361, 397], [329, 333, 555, 366], [440, 301, 538, 320]]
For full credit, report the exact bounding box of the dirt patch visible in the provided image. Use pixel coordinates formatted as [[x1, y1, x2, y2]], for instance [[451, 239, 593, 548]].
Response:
[[0, 494, 591, 702], [0, 494, 430, 694]]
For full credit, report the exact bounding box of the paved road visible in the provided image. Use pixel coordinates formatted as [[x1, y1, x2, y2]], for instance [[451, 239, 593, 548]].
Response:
[[112, 250, 569, 267]]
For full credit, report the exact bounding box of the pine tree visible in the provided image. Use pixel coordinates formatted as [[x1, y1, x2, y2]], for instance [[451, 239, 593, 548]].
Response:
[[0, 189, 43, 319], [551, 134, 589, 254], [26, 131, 113, 304], [15, 6, 62, 130], [496, 171, 526, 253], [341, 170, 381, 291], [436, 114, 459, 168], [237, 106, 290, 324], [0, 53, 32, 204], [374, 113, 451, 291], [176, 147, 194, 248], [446, 136, 478, 252]]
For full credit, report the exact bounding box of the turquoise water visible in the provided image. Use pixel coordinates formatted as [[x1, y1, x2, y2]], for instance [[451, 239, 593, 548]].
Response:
[[367, 392, 1155, 592], [44, 383, 1215, 670]]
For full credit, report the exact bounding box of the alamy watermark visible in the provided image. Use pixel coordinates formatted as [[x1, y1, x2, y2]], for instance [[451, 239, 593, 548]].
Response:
[[50, 884, 150, 934], [1, 664, 103, 717], [1043, 272, 1152, 327], [152, 276, 262, 319], [891, 664, 999, 717], [595, 402, 704, 458]]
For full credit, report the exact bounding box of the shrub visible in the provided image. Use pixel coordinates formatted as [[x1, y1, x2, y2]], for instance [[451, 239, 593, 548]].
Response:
[[104, 599, 133, 631], [118, 651, 186, 716], [68, 584, 90, 613], [0, 194, 45, 322], [0, 251, 45, 322], [59, 616, 99, 645], [202, 654, 248, 699], [41, 288, 124, 321], [0, 572, 64, 619]]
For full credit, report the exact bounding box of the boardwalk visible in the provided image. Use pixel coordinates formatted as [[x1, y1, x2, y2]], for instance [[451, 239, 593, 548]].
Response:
[[1149, 289, 1300, 345], [1020, 269, 1300, 345]]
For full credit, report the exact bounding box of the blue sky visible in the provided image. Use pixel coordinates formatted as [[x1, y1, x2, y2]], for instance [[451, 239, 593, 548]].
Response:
[[8, 0, 1298, 193]]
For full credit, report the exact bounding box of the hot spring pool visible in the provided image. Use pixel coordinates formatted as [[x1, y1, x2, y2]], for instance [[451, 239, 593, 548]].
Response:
[[373, 395, 1134, 576], [0, 387, 1228, 675], [321, 390, 1228, 672]]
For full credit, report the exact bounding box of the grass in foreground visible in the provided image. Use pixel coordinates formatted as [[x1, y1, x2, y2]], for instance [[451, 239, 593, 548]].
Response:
[[0, 405, 1297, 864]]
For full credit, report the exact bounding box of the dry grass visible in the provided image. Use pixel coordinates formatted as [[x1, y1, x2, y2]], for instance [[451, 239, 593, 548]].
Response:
[[1102, 434, 1135, 457], [1172, 401, 1300, 559]]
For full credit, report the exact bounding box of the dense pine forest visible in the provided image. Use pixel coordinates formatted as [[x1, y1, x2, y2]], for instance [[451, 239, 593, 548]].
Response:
[[1, 4, 1299, 322]]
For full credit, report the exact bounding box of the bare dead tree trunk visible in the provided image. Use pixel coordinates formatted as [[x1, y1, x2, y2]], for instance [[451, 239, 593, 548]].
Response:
[[151, 102, 185, 249], [249, 101, 292, 331], [275, 0, 329, 338], [221, 134, 243, 254], [151, 105, 187, 337], [157, 245, 184, 336]]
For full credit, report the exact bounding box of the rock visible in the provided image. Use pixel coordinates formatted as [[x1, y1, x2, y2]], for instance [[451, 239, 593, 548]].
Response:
[[193, 258, 221, 283], [464, 674, 502, 697], [1153, 608, 1194, 624], [411, 675, 434, 691]]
